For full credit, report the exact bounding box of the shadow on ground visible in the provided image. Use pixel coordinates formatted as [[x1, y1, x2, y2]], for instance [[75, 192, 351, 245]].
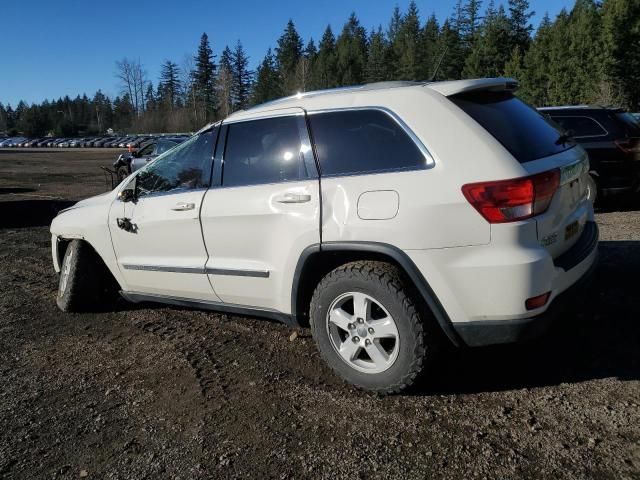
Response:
[[1, 200, 76, 228], [595, 194, 640, 213], [0, 187, 36, 194], [416, 240, 640, 395]]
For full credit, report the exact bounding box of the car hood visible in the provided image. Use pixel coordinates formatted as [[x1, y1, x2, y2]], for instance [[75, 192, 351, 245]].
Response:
[[59, 191, 115, 214]]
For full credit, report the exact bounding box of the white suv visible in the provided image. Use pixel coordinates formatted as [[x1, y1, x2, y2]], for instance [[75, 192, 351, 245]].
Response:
[[51, 78, 598, 394]]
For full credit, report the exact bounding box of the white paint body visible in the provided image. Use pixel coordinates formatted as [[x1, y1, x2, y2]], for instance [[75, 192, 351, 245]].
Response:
[[50, 78, 597, 343]]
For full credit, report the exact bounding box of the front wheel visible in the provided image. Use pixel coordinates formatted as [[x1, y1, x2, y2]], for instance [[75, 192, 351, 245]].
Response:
[[57, 240, 115, 312], [310, 261, 439, 394], [117, 165, 130, 182]]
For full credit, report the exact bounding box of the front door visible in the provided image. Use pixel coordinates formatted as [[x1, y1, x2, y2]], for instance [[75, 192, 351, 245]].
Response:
[[109, 127, 220, 301], [200, 110, 320, 314]]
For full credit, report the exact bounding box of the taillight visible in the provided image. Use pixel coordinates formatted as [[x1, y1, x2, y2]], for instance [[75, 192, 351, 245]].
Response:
[[614, 138, 640, 155], [462, 169, 560, 223]]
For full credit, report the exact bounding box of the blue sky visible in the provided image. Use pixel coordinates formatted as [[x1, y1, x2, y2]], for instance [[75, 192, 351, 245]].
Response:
[[2, 0, 574, 106]]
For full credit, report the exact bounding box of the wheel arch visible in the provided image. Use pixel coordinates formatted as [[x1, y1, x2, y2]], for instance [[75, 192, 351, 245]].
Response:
[[291, 242, 463, 347], [56, 236, 123, 291]]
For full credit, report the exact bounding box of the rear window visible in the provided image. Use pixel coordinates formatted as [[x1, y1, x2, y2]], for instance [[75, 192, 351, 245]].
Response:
[[614, 112, 640, 137], [450, 91, 574, 163]]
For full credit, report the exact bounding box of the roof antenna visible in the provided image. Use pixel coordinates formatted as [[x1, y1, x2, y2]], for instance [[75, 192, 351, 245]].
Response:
[[428, 46, 448, 82]]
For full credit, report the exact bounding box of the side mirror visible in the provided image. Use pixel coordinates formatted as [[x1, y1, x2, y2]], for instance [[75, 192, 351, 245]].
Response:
[[118, 188, 136, 203]]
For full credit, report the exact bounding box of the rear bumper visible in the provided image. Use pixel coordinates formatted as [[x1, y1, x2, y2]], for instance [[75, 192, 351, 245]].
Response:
[[452, 222, 599, 347]]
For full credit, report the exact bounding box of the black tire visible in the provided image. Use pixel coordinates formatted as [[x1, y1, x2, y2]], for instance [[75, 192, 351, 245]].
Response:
[[56, 240, 116, 312], [117, 165, 130, 182], [309, 260, 439, 394]]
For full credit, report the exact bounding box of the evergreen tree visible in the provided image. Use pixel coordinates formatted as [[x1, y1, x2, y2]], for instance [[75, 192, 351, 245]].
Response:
[[310, 25, 338, 89], [602, 0, 640, 109], [296, 38, 317, 92], [159, 60, 182, 110], [508, 0, 535, 52], [0, 103, 7, 132], [217, 46, 234, 118], [459, 0, 483, 51], [252, 48, 282, 105], [335, 13, 368, 86], [463, 2, 511, 78], [366, 26, 390, 82], [393, 1, 422, 80], [231, 40, 253, 110], [193, 33, 217, 121], [436, 19, 464, 80], [520, 12, 554, 105], [276, 20, 304, 94], [387, 6, 403, 44], [420, 13, 441, 79], [503, 46, 527, 96], [144, 83, 156, 112]]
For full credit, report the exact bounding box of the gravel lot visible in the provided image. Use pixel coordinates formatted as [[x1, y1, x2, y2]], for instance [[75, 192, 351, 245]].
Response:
[[0, 148, 638, 479]]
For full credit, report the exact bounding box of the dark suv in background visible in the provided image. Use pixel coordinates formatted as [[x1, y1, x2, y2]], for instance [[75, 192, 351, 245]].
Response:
[[539, 106, 640, 203]]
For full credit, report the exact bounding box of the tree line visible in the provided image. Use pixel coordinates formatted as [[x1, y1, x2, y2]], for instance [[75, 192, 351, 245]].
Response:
[[1, 0, 638, 137]]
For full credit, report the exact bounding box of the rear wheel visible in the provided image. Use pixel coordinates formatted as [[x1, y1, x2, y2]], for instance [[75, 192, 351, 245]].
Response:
[[310, 261, 439, 394]]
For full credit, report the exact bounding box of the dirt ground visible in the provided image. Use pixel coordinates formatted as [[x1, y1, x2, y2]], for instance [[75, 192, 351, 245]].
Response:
[[0, 148, 638, 479]]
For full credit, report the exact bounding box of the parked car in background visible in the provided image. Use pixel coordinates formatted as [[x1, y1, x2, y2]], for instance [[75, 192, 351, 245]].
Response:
[[0, 137, 19, 147], [52, 78, 598, 394], [24, 138, 44, 147], [539, 106, 640, 203], [92, 137, 112, 147], [104, 137, 125, 148], [36, 138, 52, 147], [6, 137, 27, 147], [113, 136, 186, 181]]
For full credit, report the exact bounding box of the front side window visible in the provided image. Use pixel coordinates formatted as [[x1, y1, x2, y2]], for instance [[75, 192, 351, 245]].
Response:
[[136, 130, 216, 197], [307, 109, 427, 176], [550, 116, 607, 138], [138, 143, 154, 156], [222, 116, 315, 187]]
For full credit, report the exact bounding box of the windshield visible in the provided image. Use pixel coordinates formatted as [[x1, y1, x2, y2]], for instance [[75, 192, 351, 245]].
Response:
[[450, 91, 575, 163]]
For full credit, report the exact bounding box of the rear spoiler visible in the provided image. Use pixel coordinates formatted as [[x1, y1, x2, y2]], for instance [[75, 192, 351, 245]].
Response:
[[426, 77, 519, 97]]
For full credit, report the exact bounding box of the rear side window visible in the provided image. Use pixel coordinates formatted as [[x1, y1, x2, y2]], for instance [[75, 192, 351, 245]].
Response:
[[307, 110, 427, 176], [550, 116, 607, 138], [222, 116, 316, 187], [450, 92, 573, 163]]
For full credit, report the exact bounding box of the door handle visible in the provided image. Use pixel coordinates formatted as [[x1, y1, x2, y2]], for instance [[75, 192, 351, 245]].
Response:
[[172, 202, 196, 211], [275, 193, 312, 204]]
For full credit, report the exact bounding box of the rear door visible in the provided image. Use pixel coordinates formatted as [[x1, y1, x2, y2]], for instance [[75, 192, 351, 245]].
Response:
[[200, 109, 320, 313]]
